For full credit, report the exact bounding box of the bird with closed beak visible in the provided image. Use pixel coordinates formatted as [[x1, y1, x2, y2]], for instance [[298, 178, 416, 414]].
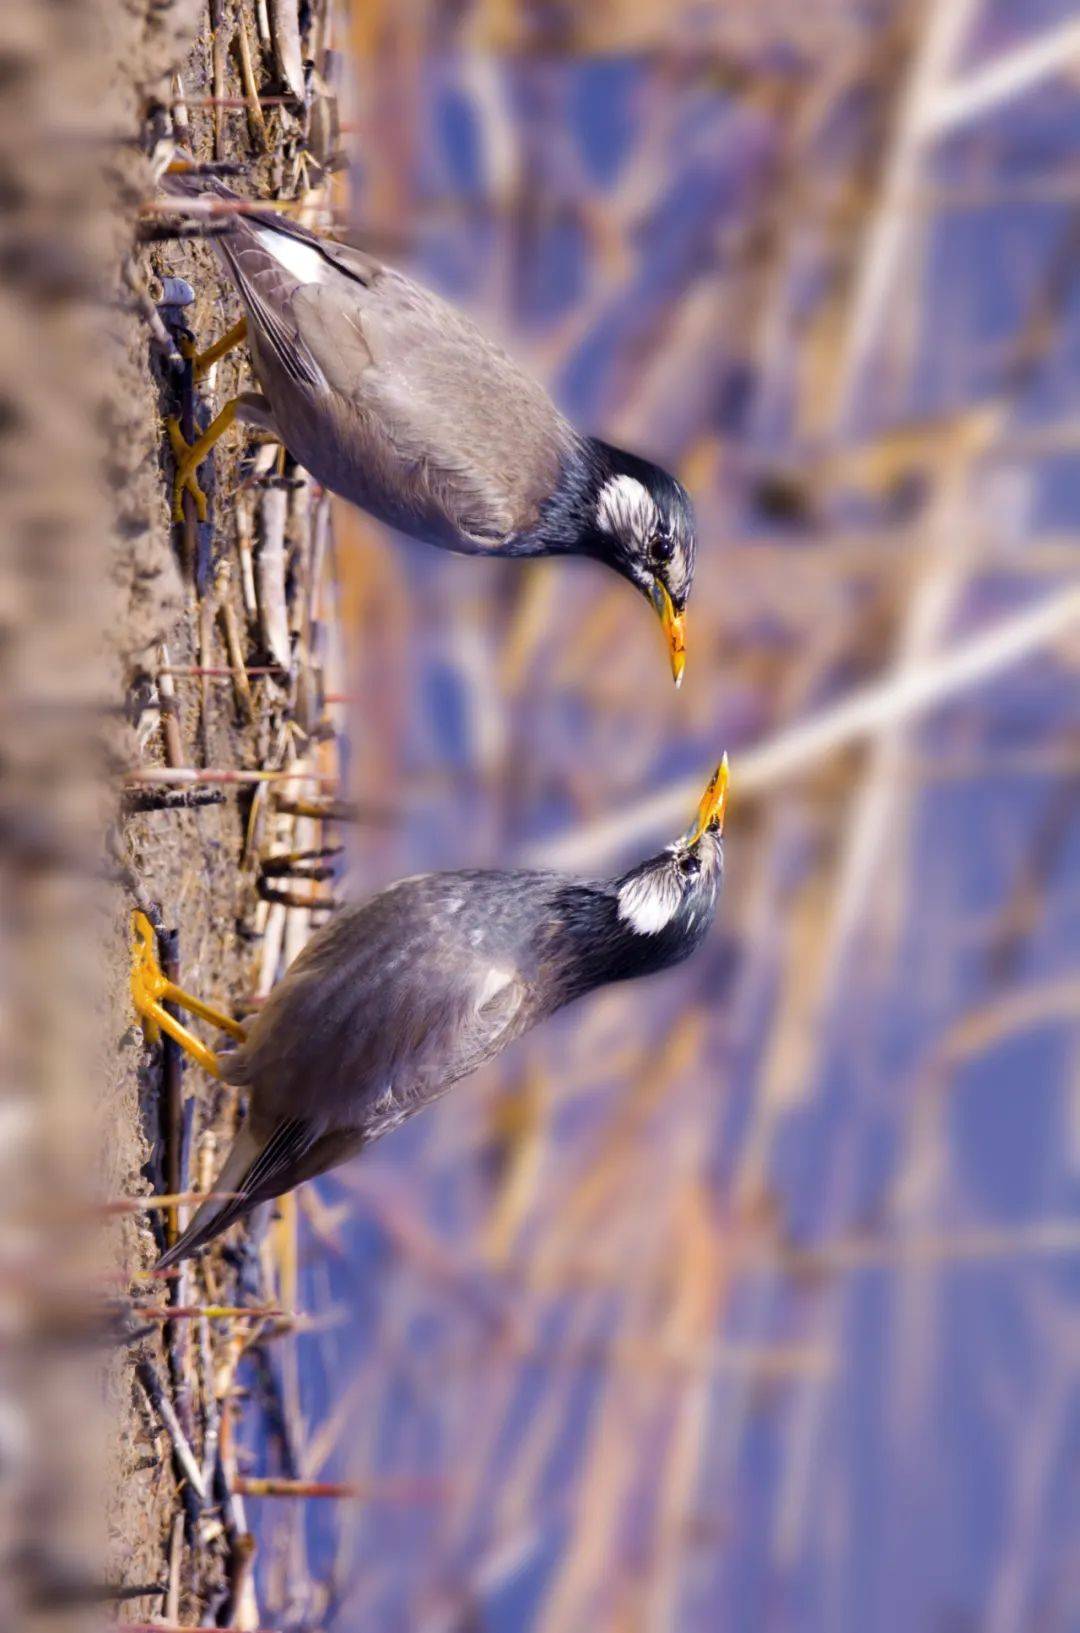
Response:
[[134, 757, 728, 1267], [164, 169, 694, 683]]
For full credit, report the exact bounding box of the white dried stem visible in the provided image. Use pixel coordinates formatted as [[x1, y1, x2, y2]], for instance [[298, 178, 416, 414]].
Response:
[[257, 482, 291, 670]]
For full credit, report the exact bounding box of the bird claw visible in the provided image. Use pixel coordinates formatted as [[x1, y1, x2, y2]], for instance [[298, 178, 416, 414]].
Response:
[[129, 910, 246, 1076], [166, 399, 239, 524], [167, 416, 209, 523], [131, 910, 167, 1042]]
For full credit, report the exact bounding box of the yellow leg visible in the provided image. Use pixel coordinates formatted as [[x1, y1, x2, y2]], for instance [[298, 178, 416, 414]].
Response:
[[180, 318, 248, 382], [131, 911, 247, 1078], [167, 397, 239, 523]]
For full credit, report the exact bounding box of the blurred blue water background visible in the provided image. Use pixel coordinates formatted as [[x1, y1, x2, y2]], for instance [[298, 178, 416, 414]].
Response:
[[240, 13, 1080, 1630]]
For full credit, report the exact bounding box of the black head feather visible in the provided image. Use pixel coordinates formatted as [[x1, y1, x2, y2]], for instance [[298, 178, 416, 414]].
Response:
[[540, 826, 723, 1007], [519, 436, 696, 616], [585, 438, 696, 613]]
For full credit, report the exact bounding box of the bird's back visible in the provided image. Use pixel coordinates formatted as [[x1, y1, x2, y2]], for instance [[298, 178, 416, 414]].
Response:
[[223, 871, 563, 1141], [215, 207, 577, 550]]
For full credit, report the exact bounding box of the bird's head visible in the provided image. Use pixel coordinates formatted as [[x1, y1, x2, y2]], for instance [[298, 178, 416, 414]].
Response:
[[586, 441, 696, 686], [614, 755, 728, 947]]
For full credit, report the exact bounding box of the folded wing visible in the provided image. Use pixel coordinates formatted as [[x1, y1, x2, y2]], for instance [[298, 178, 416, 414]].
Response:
[[156, 880, 534, 1266]]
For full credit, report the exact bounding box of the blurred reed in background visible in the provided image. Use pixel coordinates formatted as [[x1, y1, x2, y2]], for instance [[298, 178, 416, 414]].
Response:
[[4, 0, 1079, 1630], [1, 0, 121, 1626], [237, 3, 1080, 1630]]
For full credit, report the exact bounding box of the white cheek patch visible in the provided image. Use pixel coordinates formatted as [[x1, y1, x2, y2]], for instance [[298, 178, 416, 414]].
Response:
[[254, 226, 328, 286], [665, 546, 691, 606], [617, 866, 681, 936], [596, 474, 659, 545]]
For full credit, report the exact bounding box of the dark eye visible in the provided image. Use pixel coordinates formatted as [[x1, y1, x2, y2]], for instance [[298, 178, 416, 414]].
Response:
[[652, 530, 675, 565], [679, 852, 701, 879]]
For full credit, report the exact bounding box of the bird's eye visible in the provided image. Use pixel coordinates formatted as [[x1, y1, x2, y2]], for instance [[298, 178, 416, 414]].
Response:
[[680, 852, 701, 879], [652, 530, 675, 565]]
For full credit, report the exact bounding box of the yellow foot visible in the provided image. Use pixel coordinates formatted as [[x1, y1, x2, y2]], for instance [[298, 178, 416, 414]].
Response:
[[131, 910, 247, 1076], [179, 318, 248, 383], [167, 416, 208, 522], [131, 910, 166, 1047], [166, 397, 238, 524]]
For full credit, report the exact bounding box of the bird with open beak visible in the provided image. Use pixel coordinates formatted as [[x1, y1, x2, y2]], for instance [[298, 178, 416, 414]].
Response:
[[135, 758, 728, 1266], [164, 170, 694, 684]]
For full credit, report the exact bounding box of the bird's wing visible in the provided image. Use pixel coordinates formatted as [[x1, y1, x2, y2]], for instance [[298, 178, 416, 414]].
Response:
[[296, 266, 571, 538], [223, 878, 535, 1138], [156, 872, 554, 1267], [155, 1115, 322, 1268], [219, 214, 573, 543], [214, 220, 328, 389]]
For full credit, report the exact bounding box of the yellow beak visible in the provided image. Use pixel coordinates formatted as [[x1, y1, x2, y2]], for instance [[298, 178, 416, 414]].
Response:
[[683, 753, 729, 846], [651, 580, 686, 688]]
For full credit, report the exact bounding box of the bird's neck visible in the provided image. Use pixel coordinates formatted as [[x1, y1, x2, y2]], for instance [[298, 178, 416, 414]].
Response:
[[511, 436, 626, 564], [540, 879, 708, 1008]]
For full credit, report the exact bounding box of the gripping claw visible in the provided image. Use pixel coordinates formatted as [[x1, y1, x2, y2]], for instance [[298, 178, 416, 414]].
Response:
[[130, 910, 246, 1076], [166, 398, 239, 523]]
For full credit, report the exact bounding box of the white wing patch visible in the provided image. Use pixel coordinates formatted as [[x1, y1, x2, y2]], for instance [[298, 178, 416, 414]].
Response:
[[475, 965, 515, 1008], [617, 865, 682, 936], [596, 474, 659, 545], [254, 226, 327, 286]]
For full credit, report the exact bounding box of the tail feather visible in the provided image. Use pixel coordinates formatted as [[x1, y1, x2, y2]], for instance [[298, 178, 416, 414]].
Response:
[[161, 165, 327, 256], [153, 1114, 327, 1269], [155, 1122, 263, 1270]]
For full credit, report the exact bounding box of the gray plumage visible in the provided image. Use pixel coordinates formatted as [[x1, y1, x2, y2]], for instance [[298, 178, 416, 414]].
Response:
[[157, 785, 727, 1267], [166, 172, 697, 679], [227, 228, 577, 549]]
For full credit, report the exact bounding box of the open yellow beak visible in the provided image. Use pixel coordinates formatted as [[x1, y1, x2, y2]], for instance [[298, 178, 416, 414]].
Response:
[[683, 753, 729, 846], [651, 580, 686, 688]]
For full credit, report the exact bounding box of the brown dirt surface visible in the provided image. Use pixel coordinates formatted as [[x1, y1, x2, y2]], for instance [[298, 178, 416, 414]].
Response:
[[83, 0, 348, 1621]]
